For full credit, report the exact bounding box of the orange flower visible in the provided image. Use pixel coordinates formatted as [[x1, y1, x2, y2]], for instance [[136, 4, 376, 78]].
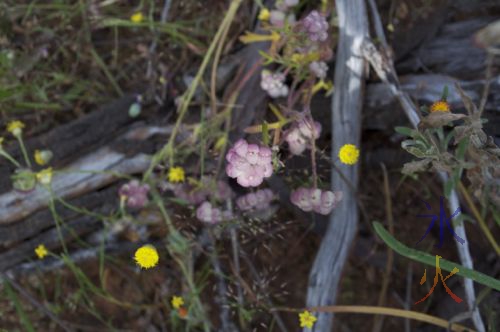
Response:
[[430, 101, 450, 113], [178, 307, 188, 318]]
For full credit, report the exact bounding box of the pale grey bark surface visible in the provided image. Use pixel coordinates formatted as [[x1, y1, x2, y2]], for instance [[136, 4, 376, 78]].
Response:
[[304, 0, 368, 331]]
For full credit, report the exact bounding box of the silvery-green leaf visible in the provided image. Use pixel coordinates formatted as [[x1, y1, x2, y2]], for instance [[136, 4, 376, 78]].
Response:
[[402, 159, 431, 175], [128, 102, 141, 118]]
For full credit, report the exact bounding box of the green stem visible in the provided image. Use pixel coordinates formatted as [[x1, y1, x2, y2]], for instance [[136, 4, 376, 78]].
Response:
[[142, 0, 244, 181], [16, 136, 32, 168], [373, 222, 500, 291], [0, 150, 21, 167], [457, 181, 500, 255]]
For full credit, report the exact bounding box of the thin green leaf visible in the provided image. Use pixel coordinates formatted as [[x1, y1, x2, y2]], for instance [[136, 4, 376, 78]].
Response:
[[3, 279, 36, 332], [443, 130, 456, 149], [456, 138, 469, 160], [372, 222, 500, 291], [262, 121, 269, 146], [444, 178, 454, 198], [395, 126, 417, 138], [441, 85, 449, 101]]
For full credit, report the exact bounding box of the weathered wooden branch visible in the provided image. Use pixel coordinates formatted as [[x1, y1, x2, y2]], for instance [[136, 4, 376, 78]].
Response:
[[304, 1, 368, 331]]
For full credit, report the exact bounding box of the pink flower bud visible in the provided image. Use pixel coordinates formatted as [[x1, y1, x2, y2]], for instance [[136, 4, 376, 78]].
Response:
[[290, 187, 313, 212], [196, 201, 232, 224], [298, 118, 321, 139], [233, 138, 248, 157], [196, 201, 219, 224], [270, 10, 286, 27], [119, 180, 150, 209], [309, 61, 328, 79], [237, 189, 274, 211], [291, 187, 342, 215], [245, 144, 260, 164]]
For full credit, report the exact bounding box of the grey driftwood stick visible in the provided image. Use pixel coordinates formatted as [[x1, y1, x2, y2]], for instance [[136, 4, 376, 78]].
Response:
[[361, 29, 486, 332], [304, 1, 368, 331]]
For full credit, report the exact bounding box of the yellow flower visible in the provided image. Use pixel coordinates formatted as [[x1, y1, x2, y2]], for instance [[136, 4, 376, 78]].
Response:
[[168, 166, 185, 183], [36, 167, 53, 185], [35, 244, 48, 259], [171, 295, 184, 309], [7, 120, 25, 137], [240, 31, 280, 44], [214, 135, 227, 151], [291, 52, 320, 65], [338, 144, 360, 165], [34, 149, 52, 166], [430, 101, 450, 113], [130, 12, 144, 23], [134, 245, 159, 269], [258, 8, 270, 21], [312, 79, 334, 95], [299, 310, 317, 329]]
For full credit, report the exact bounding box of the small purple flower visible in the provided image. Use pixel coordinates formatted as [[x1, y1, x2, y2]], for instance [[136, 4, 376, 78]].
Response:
[[284, 118, 322, 155], [237, 189, 274, 211], [270, 10, 286, 27], [196, 201, 233, 224], [260, 70, 289, 98], [119, 180, 150, 209], [302, 10, 329, 42], [172, 179, 233, 205], [226, 139, 274, 188], [284, 129, 307, 155], [309, 61, 328, 79], [290, 187, 342, 215], [285, 0, 299, 7]]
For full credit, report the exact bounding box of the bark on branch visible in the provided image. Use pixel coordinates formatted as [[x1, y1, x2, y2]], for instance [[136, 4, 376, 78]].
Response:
[[304, 1, 368, 331]]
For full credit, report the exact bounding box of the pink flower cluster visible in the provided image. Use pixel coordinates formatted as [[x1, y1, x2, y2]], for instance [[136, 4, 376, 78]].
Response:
[[290, 187, 342, 215], [309, 61, 328, 79], [119, 180, 150, 209], [226, 139, 273, 187], [260, 70, 289, 98], [196, 201, 232, 224], [236, 189, 274, 211], [302, 10, 329, 42], [284, 118, 322, 155], [172, 179, 232, 205]]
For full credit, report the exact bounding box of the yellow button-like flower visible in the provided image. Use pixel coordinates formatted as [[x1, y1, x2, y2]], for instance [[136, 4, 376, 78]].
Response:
[[130, 12, 144, 23], [171, 295, 184, 309], [36, 167, 53, 185], [258, 8, 270, 21], [134, 245, 159, 269], [7, 120, 25, 137], [168, 166, 185, 183], [34, 149, 53, 166], [35, 244, 48, 259], [299, 310, 317, 329], [338, 144, 360, 165], [430, 101, 450, 113]]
